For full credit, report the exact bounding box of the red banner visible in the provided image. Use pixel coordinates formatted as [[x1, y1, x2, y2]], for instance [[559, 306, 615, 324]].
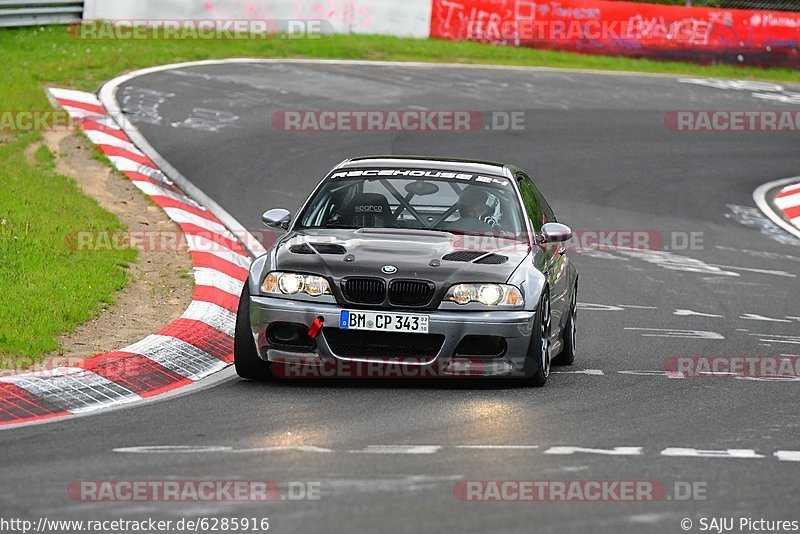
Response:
[[430, 0, 800, 67]]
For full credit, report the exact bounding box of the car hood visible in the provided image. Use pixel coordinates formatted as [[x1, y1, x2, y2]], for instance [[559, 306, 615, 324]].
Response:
[[275, 228, 530, 286]]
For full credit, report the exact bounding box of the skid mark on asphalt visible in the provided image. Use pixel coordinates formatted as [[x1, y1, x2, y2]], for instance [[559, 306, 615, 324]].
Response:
[[578, 302, 800, 347], [678, 78, 800, 106], [709, 264, 796, 278], [726, 204, 800, 246]]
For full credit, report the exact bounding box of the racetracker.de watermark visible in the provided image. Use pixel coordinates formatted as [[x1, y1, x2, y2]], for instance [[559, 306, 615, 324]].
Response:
[[271, 110, 526, 132], [68, 19, 332, 40], [451, 230, 704, 253], [271, 358, 503, 379], [665, 356, 800, 379], [0, 356, 86, 376], [453, 480, 707, 502], [0, 111, 104, 132], [65, 229, 278, 253], [463, 19, 711, 44], [665, 110, 800, 131], [64, 229, 704, 254], [68, 480, 321, 502]]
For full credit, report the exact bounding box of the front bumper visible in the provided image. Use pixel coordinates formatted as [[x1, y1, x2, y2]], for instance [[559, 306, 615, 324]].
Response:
[[249, 295, 536, 378]]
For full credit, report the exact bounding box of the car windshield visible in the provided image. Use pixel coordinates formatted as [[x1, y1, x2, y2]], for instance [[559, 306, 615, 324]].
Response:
[[295, 170, 526, 238]]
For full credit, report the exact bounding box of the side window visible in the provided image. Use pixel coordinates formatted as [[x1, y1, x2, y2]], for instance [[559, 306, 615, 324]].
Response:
[[516, 174, 545, 233], [541, 197, 557, 223]]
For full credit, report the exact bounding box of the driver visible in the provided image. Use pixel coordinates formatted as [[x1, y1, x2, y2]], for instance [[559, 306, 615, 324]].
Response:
[[455, 186, 500, 230]]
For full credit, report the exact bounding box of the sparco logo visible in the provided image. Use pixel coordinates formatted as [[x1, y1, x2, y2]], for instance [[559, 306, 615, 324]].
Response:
[[355, 205, 384, 213]]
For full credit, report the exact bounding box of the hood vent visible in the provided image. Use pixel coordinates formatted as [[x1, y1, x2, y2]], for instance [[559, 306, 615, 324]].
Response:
[[311, 243, 347, 255], [288, 243, 348, 255], [442, 250, 508, 264], [475, 254, 508, 265], [442, 251, 486, 262], [289, 244, 315, 254]]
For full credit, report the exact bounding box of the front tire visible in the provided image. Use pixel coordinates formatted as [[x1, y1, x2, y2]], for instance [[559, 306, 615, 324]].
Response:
[[234, 278, 274, 381], [552, 283, 577, 366], [523, 289, 551, 387]]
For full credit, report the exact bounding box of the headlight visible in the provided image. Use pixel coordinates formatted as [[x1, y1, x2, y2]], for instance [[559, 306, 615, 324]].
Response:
[[262, 272, 331, 297], [444, 284, 524, 307]]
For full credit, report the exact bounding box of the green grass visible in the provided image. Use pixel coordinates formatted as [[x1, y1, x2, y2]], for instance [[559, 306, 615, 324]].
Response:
[[0, 134, 135, 366], [0, 25, 797, 364]]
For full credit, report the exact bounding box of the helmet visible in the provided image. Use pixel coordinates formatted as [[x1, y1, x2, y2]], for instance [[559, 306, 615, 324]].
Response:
[[457, 186, 491, 217]]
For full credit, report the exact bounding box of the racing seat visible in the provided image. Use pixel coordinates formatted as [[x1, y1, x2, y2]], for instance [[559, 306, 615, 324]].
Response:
[[341, 193, 393, 228]]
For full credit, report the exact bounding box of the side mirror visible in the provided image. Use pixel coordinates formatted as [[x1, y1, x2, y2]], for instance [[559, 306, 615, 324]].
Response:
[[540, 222, 572, 244], [262, 208, 292, 230]]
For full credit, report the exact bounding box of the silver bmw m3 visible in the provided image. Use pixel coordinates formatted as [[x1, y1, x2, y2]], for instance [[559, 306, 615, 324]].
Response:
[[235, 156, 578, 386]]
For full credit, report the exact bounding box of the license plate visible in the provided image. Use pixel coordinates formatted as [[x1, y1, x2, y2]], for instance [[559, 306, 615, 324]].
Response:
[[339, 310, 429, 334]]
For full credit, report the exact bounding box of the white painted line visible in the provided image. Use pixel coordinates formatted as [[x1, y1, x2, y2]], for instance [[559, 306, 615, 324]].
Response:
[[543, 446, 643, 456], [113, 445, 234, 454], [456, 445, 539, 449], [617, 370, 686, 379], [106, 444, 800, 462], [660, 448, 765, 459], [576, 303, 623, 311], [624, 327, 724, 340], [551, 369, 605, 375], [349, 445, 442, 454], [674, 309, 724, 318], [750, 334, 800, 345], [230, 446, 334, 453], [739, 313, 791, 323]]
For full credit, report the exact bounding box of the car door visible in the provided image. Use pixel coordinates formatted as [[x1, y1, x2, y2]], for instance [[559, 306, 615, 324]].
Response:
[[516, 173, 569, 330]]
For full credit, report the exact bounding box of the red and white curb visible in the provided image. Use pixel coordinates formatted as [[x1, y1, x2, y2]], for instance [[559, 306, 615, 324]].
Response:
[[0, 88, 251, 426], [775, 183, 800, 230], [753, 176, 800, 242]]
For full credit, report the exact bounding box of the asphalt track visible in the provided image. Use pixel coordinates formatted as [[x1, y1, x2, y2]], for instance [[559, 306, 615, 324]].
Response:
[[3, 61, 800, 533]]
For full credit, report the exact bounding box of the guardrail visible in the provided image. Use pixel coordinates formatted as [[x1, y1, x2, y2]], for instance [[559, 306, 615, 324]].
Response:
[[0, 0, 83, 27]]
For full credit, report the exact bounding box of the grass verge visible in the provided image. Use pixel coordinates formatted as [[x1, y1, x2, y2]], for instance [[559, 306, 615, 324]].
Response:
[[0, 134, 135, 365], [0, 25, 797, 364]]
